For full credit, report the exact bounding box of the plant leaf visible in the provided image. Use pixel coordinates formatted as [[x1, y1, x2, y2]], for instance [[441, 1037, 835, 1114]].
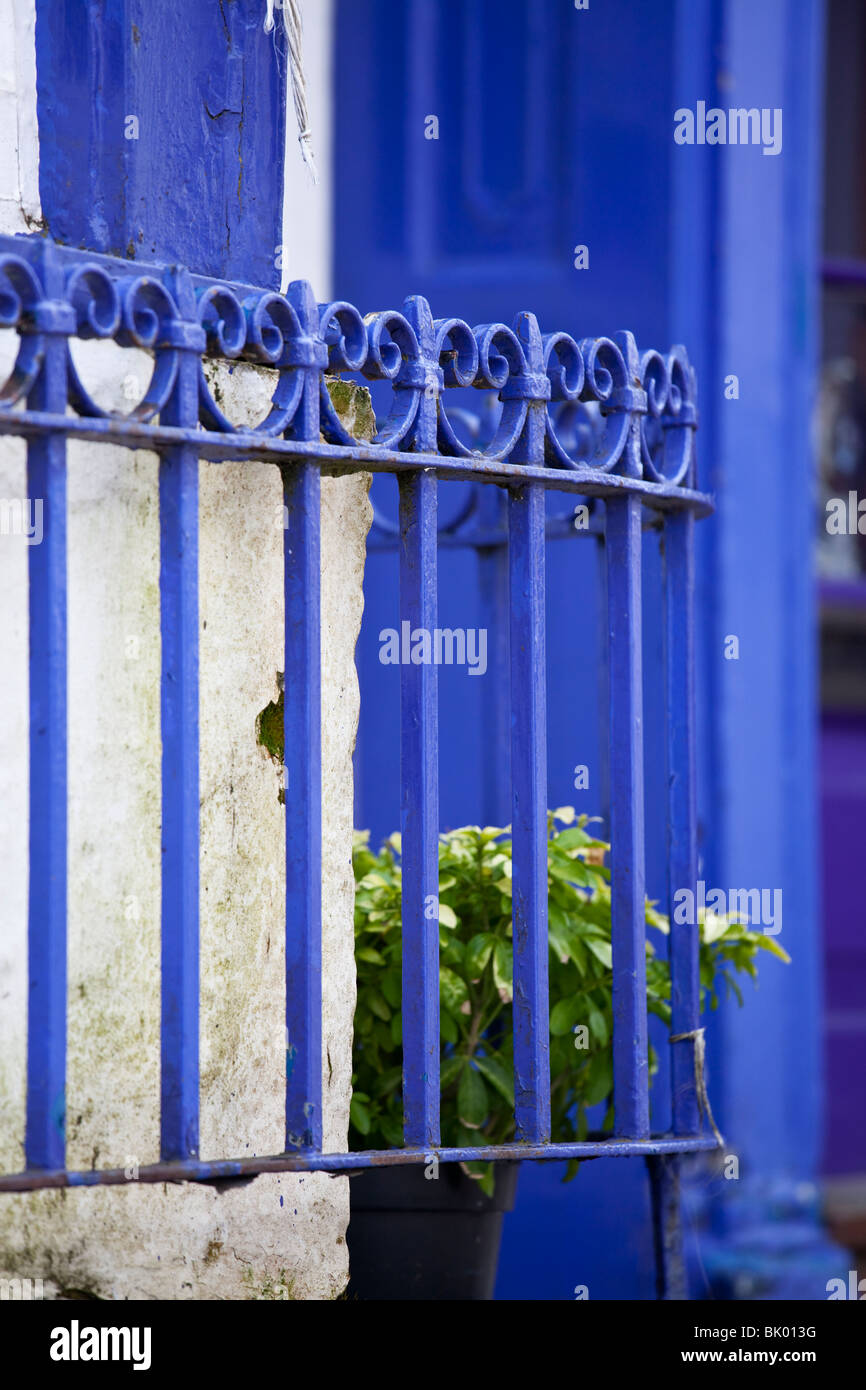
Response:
[[457, 1066, 489, 1127], [755, 934, 791, 963], [474, 1053, 514, 1106], [440, 1055, 464, 1090], [585, 938, 612, 969], [381, 971, 402, 1007], [701, 912, 731, 945], [583, 1049, 613, 1108], [492, 940, 513, 1002], [356, 946, 386, 965], [439, 967, 469, 1013], [465, 932, 496, 978], [367, 990, 391, 1022], [350, 1097, 371, 1135], [550, 996, 584, 1036], [440, 1010, 459, 1044], [379, 1113, 403, 1147], [557, 825, 592, 848], [587, 1004, 608, 1045]]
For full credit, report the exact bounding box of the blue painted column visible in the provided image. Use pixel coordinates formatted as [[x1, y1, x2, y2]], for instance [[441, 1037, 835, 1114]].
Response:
[[672, 0, 845, 1298], [35, 0, 285, 287]]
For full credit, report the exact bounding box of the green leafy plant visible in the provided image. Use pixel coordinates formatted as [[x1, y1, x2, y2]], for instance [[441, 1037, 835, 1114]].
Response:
[[350, 809, 789, 1194]]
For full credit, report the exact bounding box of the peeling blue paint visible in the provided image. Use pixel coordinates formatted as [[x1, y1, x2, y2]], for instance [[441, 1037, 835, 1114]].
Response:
[[34, 0, 286, 286]]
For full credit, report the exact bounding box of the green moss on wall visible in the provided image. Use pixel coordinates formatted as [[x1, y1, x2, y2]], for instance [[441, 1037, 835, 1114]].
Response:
[[256, 687, 284, 767], [324, 377, 376, 442]]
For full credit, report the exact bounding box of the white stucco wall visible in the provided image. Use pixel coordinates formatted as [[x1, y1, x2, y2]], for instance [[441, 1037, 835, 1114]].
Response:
[[279, 0, 333, 297], [0, 9, 369, 1300], [0, 0, 40, 234]]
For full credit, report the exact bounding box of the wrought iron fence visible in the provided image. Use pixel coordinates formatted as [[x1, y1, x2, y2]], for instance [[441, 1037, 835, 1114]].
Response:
[[0, 232, 714, 1289]]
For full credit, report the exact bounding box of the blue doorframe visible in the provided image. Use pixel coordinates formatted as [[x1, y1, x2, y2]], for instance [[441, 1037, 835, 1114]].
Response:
[[673, 0, 846, 1298]]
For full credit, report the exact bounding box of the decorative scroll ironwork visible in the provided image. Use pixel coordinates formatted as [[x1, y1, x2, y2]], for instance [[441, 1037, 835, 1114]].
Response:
[[0, 238, 701, 507]]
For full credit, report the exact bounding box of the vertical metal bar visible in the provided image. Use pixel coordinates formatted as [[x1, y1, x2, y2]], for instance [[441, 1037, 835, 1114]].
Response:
[[477, 541, 510, 826], [646, 1154, 687, 1299], [509, 482, 550, 1143], [663, 511, 700, 1135], [606, 494, 650, 1138], [595, 531, 611, 835], [282, 283, 325, 1153], [399, 468, 440, 1149], [25, 245, 68, 1170], [159, 269, 200, 1160], [283, 460, 323, 1152]]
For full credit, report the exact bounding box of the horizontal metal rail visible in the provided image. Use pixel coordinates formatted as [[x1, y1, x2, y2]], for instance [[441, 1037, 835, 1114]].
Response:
[[0, 412, 712, 513], [0, 232, 712, 1193], [0, 1136, 722, 1193]]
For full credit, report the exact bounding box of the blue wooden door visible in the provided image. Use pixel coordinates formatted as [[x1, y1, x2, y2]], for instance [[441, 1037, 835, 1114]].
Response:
[[335, 0, 678, 1298]]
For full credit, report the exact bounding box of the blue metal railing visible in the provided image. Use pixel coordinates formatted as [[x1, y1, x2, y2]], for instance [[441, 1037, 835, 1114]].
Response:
[[0, 234, 713, 1207]]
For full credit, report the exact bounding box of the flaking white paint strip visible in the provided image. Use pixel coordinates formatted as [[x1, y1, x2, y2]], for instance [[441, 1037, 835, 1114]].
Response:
[[0, 0, 41, 233], [266, 0, 318, 183], [279, 0, 333, 296]]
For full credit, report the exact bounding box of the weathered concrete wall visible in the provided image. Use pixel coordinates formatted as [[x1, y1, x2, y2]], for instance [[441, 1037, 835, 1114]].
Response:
[[0, 337, 372, 1296]]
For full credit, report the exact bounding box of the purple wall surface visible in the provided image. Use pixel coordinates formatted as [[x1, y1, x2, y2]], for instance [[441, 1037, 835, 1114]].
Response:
[[820, 710, 866, 1175]]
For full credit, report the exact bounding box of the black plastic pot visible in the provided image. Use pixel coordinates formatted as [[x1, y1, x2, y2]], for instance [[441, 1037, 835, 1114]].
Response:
[[346, 1161, 519, 1300]]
